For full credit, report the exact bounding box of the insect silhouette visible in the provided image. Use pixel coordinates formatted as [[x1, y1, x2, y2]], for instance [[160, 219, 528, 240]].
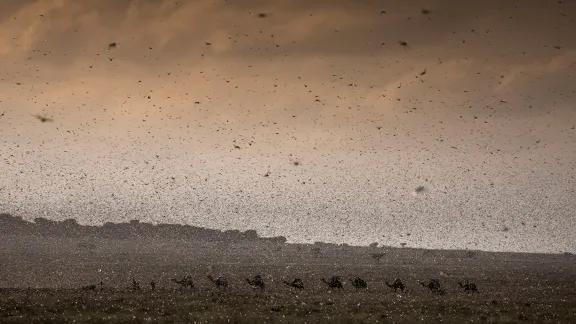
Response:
[[33, 115, 53, 123]]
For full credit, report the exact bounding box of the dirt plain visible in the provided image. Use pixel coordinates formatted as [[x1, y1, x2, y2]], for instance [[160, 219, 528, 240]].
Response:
[[0, 235, 575, 323]]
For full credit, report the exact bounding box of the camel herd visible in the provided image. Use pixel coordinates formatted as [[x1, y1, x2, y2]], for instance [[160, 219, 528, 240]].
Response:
[[83, 275, 479, 294]]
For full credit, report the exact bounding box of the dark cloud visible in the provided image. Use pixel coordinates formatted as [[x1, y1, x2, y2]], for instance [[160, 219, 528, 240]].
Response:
[[2, 0, 574, 67]]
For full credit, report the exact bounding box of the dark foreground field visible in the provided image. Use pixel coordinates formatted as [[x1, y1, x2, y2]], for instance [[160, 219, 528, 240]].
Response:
[[1, 286, 575, 324], [1, 235, 575, 323]]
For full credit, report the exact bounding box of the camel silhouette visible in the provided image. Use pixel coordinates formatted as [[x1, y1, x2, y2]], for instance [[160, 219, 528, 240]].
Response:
[[321, 276, 344, 290], [246, 275, 265, 291], [350, 277, 368, 290], [420, 279, 444, 295], [385, 279, 405, 292], [171, 276, 194, 290], [458, 281, 479, 293], [283, 278, 304, 290], [207, 275, 228, 289]]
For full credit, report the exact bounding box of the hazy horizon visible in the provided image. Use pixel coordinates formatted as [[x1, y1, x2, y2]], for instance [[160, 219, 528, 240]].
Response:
[[1, 0, 575, 253]]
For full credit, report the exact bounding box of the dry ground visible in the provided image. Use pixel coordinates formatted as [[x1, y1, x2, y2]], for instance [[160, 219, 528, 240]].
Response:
[[0, 235, 575, 323]]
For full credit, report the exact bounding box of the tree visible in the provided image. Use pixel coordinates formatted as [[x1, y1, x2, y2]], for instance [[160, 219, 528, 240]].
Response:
[[62, 219, 78, 226], [271, 236, 287, 244], [242, 229, 258, 240], [369, 242, 378, 248], [60, 219, 80, 237]]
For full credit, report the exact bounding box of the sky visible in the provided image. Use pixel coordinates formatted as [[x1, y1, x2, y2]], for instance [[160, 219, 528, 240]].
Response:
[[0, 0, 575, 253]]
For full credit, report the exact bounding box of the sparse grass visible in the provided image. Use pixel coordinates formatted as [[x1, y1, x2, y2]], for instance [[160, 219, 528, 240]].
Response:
[[1, 287, 575, 324]]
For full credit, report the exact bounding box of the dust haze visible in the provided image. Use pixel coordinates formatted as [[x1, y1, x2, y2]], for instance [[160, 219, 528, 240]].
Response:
[[0, 0, 575, 253]]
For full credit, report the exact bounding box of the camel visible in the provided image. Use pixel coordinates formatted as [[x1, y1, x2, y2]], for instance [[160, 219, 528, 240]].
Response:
[[350, 277, 368, 290], [171, 276, 194, 290], [207, 275, 228, 289], [385, 279, 405, 292], [420, 279, 444, 295], [458, 281, 479, 293], [246, 275, 265, 291], [283, 278, 304, 290], [321, 276, 344, 290]]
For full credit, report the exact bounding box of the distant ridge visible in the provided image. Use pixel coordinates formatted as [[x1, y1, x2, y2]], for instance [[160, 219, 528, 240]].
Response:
[[1, 213, 574, 256], [0, 213, 287, 244]]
